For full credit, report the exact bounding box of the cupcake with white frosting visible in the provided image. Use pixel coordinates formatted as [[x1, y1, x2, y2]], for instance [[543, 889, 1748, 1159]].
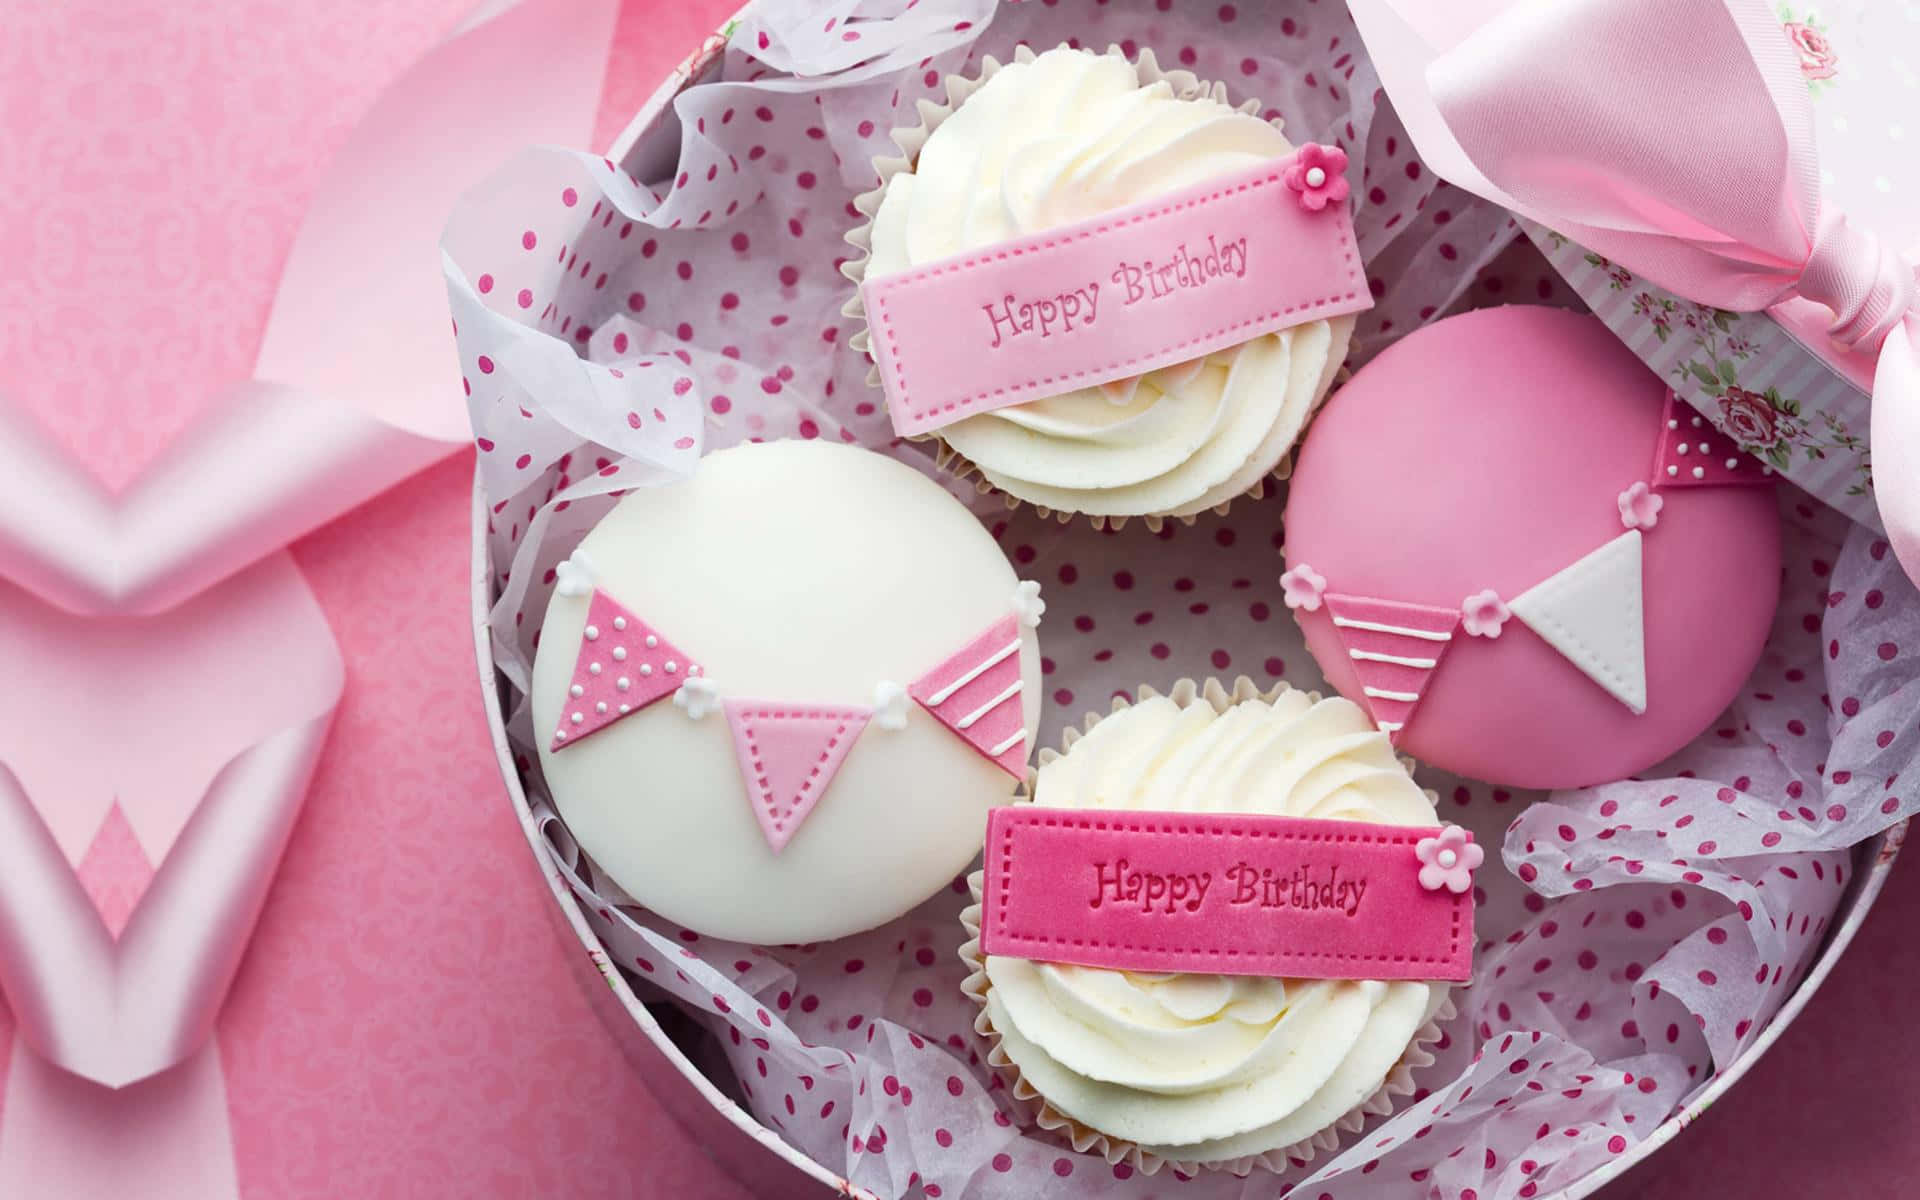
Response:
[[959, 678, 1453, 1175], [846, 45, 1353, 526]]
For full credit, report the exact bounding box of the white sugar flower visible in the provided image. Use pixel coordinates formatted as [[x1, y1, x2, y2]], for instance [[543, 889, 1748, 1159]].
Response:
[[1012, 579, 1046, 628], [873, 680, 910, 730], [554, 550, 598, 598], [672, 675, 721, 720]]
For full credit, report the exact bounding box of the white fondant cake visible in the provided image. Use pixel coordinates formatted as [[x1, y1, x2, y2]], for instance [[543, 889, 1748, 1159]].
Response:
[[861, 45, 1352, 519], [533, 441, 1041, 944], [971, 681, 1447, 1169]]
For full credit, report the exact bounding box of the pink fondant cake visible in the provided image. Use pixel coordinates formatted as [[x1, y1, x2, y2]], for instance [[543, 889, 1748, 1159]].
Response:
[[1282, 306, 1782, 789]]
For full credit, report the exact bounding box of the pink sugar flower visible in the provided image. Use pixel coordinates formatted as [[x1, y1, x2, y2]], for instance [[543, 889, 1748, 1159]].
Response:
[[1617, 481, 1664, 530], [1460, 589, 1510, 638], [1416, 825, 1483, 894], [1283, 143, 1350, 212], [1280, 563, 1327, 612]]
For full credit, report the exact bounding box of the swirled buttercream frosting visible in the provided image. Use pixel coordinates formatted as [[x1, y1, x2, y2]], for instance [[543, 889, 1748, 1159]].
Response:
[[978, 684, 1447, 1166], [862, 45, 1352, 519]]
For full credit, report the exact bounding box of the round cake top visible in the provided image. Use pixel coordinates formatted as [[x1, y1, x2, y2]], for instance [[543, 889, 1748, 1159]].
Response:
[[863, 45, 1351, 518], [1283, 306, 1782, 789], [533, 440, 1041, 945], [981, 682, 1442, 1164]]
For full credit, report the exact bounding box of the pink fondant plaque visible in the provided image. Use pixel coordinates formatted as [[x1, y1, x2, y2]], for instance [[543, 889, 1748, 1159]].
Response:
[[979, 807, 1474, 982], [862, 149, 1372, 437]]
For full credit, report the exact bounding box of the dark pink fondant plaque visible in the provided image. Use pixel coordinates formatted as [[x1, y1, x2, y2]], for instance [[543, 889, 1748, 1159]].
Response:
[[979, 807, 1474, 982]]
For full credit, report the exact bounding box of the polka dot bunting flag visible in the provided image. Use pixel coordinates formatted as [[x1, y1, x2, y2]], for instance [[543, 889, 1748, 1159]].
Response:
[[549, 590, 701, 750]]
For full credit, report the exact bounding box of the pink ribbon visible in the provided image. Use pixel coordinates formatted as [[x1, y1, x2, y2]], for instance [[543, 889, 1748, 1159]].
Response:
[[0, 539, 340, 1200], [0, 389, 448, 619], [0, 0, 622, 1192], [1347, 0, 1920, 589], [0, 558, 340, 1088]]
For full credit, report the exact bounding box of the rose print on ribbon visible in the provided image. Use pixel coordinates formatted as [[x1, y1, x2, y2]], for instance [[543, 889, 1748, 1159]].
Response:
[[1782, 12, 1838, 85], [1721, 387, 1779, 445]]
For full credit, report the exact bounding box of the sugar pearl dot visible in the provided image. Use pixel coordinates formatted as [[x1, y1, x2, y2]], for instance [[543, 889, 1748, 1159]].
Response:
[[1305, 166, 1327, 188], [641, 664, 654, 676], [554, 728, 567, 740], [1439, 849, 1458, 869], [619, 704, 631, 714], [584, 625, 600, 640], [645, 635, 659, 648], [570, 712, 584, 724], [1667, 419, 1679, 429], [595, 702, 608, 714], [613, 617, 627, 630], [613, 647, 629, 661], [1691, 415, 1703, 427], [1692, 466, 1706, 479], [617, 677, 631, 691], [588, 662, 603, 675], [665, 661, 679, 674], [1676, 442, 1690, 455], [570, 685, 585, 698], [1667, 465, 1679, 476], [1725, 458, 1738, 469]]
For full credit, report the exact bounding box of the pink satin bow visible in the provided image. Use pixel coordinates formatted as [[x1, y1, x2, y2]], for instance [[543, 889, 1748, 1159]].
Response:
[[0, 0, 623, 1192], [1348, 0, 1920, 588]]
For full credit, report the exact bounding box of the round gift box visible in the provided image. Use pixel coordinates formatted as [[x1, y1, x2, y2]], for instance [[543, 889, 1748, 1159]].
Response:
[[469, 9, 1907, 1198]]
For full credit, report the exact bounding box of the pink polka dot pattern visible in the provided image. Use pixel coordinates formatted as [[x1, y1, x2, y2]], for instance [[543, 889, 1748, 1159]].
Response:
[[454, 2, 1920, 1197], [1502, 516, 1899, 1072], [455, 0, 1515, 698]]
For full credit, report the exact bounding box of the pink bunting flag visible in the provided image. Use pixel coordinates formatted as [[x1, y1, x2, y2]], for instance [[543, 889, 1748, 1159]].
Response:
[[550, 591, 700, 750], [721, 702, 873, 854], [1651, 390, 1776, 489], [1322, 594, 1461, 742], [909, 614, 1028, 779]]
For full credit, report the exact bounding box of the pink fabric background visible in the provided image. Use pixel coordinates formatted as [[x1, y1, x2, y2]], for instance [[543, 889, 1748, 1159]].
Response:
[[0, 0, 1912, 1195]]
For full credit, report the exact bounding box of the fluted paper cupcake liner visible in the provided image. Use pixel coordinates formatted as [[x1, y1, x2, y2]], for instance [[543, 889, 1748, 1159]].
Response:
[[957, 675, 1456, 1178], [843, 46, 1341, 532]]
